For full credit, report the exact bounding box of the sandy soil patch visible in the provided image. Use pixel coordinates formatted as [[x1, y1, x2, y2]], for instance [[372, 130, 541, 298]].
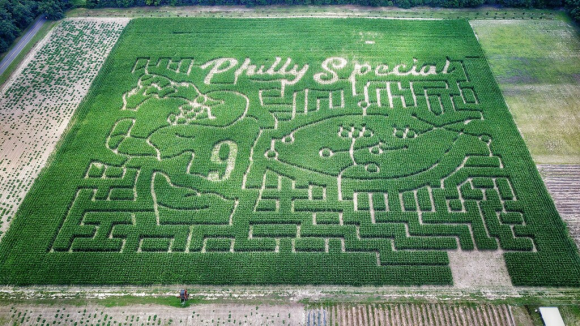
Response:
[[0, 303, 304, 326], [448, 250, 513, 288]]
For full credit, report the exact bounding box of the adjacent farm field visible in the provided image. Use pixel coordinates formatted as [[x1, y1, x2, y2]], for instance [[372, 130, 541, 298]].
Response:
[[0, 18, 128, 238], [0, 302, 517, 326], [471, 20, 580, 164], [0, 18, 578, 286]]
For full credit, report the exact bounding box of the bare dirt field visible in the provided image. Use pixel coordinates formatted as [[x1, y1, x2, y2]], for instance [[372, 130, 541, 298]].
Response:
[[0, 302, 521, 326], [0, 303, 304, 326]]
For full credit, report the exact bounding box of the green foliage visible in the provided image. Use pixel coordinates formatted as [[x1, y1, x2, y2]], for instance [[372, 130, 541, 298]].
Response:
[[0, 0, 35, 52], [80, 0, 566, 13], [566, 0, 580, 22], [38, 0, 67, 20], [1, 18, 578, 286], [0, 0, 70, 53]]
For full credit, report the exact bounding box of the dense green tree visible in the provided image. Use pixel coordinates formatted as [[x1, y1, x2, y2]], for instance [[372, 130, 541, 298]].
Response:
[[39, 0, 65, 19], [566, 0, 580, 21], [0, 0, 69, 53], [394, 0, 412, 8], [0, 7, 20, 52], [11, 1, 35, 28]]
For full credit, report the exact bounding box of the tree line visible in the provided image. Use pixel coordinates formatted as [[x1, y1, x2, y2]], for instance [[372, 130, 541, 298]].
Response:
[[568, 0, 580, 21], [0, 0, 579, 55], [0, 0, 70, 53]]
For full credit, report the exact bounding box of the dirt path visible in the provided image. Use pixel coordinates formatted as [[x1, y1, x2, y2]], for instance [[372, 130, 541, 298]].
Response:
[[0, 303, 304, 326]]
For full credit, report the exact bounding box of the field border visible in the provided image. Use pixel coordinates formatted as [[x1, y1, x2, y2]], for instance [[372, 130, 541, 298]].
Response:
[[65, 5, 570, 22]]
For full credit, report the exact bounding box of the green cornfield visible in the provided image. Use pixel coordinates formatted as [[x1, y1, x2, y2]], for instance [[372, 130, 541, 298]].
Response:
[[1, 18, 578, 285]]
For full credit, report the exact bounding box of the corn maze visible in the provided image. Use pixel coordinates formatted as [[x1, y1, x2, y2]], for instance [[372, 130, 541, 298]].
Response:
[[0, 18, 578, 285]]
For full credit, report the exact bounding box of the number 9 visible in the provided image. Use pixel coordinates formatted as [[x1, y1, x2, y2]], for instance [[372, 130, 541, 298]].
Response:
[[208, 141, 238, 181]]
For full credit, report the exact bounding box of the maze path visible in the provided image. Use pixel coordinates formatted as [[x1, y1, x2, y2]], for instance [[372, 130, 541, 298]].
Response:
[[0, 18, 128, 240], [538, 164, 580, 250], [50, 57, 535, 262]]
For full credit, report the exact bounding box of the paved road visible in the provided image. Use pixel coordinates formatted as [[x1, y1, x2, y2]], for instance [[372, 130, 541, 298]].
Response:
[[0, 16, 46, 76]]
